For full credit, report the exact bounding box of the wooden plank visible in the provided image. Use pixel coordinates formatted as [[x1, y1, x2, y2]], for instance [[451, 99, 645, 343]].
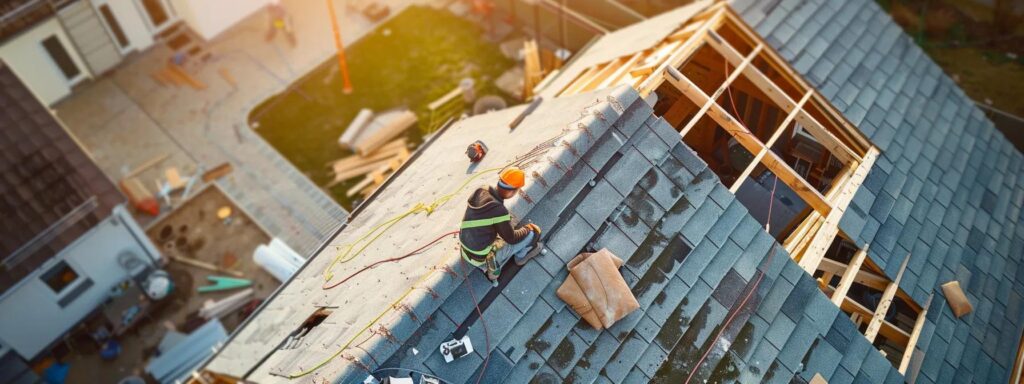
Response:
[[666, 21, 703, 41], [840, 296, 911, 346], [598, 51, 644, 90], [202, 163, 233, 182], [329, 138, 407, 171], [702, 30, 857, 164], [796, 147, 879, 273], [629, 41, 681, 79], [731, 90, 813, 193], [428, 88, 462, 111], [579, 57, 625, 94], [900, 294, 933, 374], [331, 148, 410, 186], [218, 67, 237, 88], [561, 65, 603, 97], [830, 244, 870, 306], [523, 40, 543, 100], [784, 210, 820, 253], [665, 66, 831, 215], [720, 9, 872, 152], [166, 63, 207, 90], [330, 158, 393, 184], [168, 254, 244, 278], [679, 43, 764, 138], [865, 252, 912, 343], [817, 256, 888, 291], [125, 153, 170, 179], [353, 110, 417, 156], [637, 9, 723, 96]]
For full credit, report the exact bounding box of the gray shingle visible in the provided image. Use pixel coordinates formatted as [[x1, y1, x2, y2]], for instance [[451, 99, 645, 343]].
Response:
[[498, 299, 555, 363], [503, 261, 551, 313]]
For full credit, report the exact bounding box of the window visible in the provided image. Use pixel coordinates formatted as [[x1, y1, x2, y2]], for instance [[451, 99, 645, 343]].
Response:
[[41, 36, 80, 80], [139, 0, 170, 29], [99, 5, 130, 49], [41, 260, 80, 294]]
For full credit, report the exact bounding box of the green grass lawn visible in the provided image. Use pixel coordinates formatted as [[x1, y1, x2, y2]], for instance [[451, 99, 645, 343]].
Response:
[[251, 6, 513, 209]]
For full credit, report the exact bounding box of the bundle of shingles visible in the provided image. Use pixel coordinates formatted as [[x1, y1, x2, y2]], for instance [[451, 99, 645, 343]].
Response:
[[328, 108, 417, 197]]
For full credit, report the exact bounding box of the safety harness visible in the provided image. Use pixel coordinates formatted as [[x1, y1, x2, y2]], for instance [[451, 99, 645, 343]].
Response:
[[459, 214, 510, 266]]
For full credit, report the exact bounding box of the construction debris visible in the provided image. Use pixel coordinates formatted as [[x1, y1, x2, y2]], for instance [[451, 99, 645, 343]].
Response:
[[941, 281, 973, 318], [336, 108, 418, 155], [352, 109, 418, 156], [327, 138, 411, 189], [522, 39, 543, 100], [199, 288, 255, 319], [338, 108, 375, 149], [125, 153, 170, 179], [217, 206, 232, 220], [120, 178, 160, 216], [168, 254, 244, 278], [252, 238, 305, 283], [202, 163, 233, 182], [198, 276, 252, 293], [557, 248, 639, 330]]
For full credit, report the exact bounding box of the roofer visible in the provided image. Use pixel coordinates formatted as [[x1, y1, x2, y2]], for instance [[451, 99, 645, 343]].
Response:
[[460, 167, 542, 285]]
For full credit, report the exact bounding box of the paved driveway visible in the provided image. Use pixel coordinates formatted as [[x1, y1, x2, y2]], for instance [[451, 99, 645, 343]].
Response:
[[56, 0, 417, 256]]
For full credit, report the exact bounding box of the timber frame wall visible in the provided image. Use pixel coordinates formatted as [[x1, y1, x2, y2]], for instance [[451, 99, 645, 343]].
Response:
[[553, 2, 928, 374]]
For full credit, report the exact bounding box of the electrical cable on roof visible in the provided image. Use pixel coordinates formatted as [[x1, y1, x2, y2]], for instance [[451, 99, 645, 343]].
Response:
[[683, 60, 782, 384], [287, 100, 610, 379]]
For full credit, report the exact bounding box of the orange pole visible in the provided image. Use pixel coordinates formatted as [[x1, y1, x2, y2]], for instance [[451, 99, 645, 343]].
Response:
[[326, 0, 353, 94]]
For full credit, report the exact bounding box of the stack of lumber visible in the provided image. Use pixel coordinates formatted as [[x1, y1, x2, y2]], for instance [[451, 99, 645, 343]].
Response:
[[337, 108, 418, 155], [337, 108, 374, 149], [151, 62, 207, 91], [326, 138, 411, 197]]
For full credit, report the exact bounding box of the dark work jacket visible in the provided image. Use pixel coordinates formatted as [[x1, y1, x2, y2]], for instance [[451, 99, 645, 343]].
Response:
[[459, 187, 530, 256]]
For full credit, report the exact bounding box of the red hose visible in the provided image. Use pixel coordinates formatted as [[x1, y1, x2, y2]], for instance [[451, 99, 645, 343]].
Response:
[[322, 230, 460, 290], [683, 62, 782, 384]]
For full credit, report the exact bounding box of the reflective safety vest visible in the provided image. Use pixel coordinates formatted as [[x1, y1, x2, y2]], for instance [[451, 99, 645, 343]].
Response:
[[459, 214, 511, 265]]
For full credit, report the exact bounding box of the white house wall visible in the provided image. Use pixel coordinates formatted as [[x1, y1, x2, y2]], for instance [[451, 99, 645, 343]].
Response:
[[0, 206, 159, 360], [0, 18, 92, 105], [169, 0, 270, 41]]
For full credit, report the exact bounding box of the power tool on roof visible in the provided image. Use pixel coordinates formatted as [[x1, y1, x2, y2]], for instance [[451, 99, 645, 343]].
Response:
[[439, 336, 474, 363], [466, 140, 488, 163]]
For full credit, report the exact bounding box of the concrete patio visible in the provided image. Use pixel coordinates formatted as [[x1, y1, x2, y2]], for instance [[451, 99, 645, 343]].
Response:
[[55, 0, 419, 257]]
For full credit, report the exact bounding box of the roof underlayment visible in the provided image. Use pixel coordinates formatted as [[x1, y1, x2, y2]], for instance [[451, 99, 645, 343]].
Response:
[[206, 0, 1024, 383]]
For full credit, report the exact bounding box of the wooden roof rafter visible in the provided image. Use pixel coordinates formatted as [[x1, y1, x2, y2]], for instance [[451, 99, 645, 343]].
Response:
[[664, 65, 832, 215]]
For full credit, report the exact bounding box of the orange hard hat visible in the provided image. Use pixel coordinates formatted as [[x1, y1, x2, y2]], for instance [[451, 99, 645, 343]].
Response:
[[498, 167, 526, 189]]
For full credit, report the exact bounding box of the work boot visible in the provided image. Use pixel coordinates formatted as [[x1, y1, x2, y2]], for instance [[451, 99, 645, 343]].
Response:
[[515, 241, 545, 266]]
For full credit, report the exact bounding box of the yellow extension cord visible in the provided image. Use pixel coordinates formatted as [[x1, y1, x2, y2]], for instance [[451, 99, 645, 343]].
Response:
[[287, 166, 504, 379]]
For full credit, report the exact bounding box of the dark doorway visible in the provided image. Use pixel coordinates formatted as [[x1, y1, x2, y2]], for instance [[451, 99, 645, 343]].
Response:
[[99, 5, 129, 48], [41, 36, 80, 80]]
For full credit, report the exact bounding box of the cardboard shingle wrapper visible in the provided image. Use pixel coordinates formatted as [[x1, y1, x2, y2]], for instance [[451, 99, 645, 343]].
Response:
[[941, 280, 973, 318], [556, 248, 640, 329]]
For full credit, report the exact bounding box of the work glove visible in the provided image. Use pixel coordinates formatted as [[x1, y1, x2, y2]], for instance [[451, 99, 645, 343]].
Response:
[[525, 223, 542, 235]]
